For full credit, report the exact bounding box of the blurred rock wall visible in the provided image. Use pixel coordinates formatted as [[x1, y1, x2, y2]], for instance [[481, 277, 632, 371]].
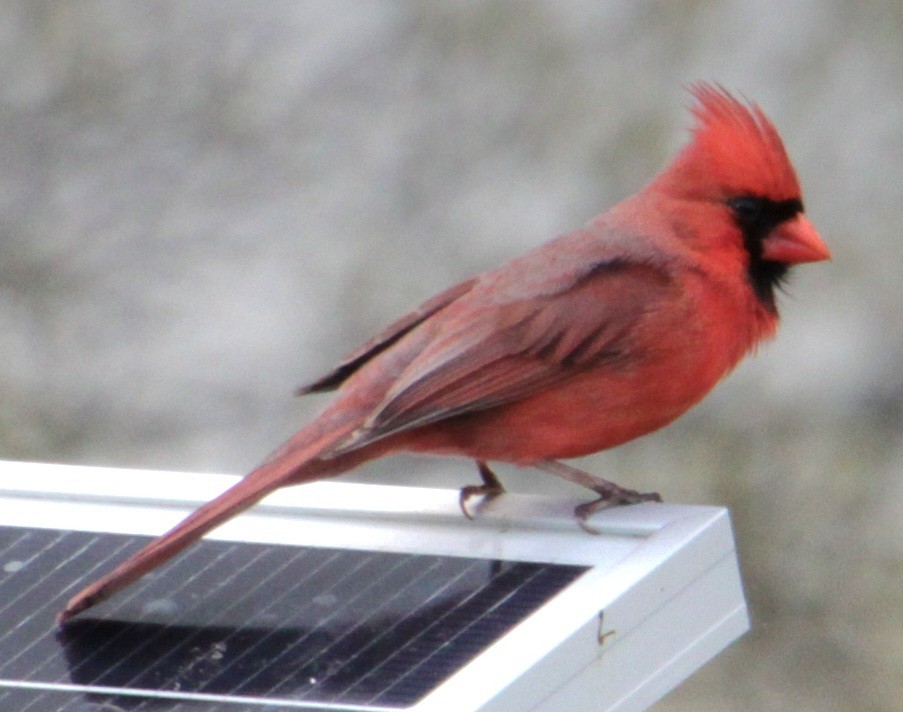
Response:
[[1, 2, 900, 710]]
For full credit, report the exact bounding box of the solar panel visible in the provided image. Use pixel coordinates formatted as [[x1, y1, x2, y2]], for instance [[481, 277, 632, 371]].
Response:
[[2, 526, 584, 710], [0, 461, 750, 712]]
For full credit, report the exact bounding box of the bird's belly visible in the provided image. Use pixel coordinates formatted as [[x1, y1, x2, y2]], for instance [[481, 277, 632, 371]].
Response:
[[405, 351, 730, 464]]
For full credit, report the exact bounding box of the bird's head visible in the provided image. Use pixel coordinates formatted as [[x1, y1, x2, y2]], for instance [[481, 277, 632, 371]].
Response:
[[652, 84, 831, 309]]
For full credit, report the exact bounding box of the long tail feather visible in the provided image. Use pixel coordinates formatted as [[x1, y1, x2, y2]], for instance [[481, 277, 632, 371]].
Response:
[[57, 421, 370, 623]]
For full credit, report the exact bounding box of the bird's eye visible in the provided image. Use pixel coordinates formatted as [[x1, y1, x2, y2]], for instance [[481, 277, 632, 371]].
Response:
[[728, 197, 763, 223]]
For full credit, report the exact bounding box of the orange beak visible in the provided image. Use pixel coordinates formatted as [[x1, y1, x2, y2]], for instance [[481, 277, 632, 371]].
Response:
[[761, 214, 831, 265]]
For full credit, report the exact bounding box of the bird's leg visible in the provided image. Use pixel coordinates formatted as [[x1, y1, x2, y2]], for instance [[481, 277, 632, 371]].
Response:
[[459, 461, 506, 520], [534, 460, 662, 534]]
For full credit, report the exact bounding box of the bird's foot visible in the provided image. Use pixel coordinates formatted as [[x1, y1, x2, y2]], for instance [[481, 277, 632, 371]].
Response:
[[533, 459, 661, 534], [574, 487, 662, 534], [459, 461, 506, 520]]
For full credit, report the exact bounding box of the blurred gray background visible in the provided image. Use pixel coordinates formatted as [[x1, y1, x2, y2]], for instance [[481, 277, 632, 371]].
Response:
[[1, 1, 900, 710]]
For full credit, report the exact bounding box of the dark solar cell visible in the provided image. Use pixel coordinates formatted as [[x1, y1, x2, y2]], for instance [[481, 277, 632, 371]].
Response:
[[1, 527, 587, 710]]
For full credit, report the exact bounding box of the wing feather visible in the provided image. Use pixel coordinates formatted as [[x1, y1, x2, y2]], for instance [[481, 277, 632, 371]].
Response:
[[296, 277, 477, 394], [329, 259, 673, 454]]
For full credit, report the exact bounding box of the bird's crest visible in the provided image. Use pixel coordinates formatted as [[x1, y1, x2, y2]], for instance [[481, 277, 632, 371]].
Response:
[[658, 84, 802, 202]]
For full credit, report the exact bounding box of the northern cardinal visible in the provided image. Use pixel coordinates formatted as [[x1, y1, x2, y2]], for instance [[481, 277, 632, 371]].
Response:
[[59, 85, 829, 622]]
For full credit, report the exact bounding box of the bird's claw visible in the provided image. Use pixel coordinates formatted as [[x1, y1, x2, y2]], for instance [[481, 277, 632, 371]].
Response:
[[459, 461, 506, 520], [458, 483, 505, 520], [574, 488, 662, 534]]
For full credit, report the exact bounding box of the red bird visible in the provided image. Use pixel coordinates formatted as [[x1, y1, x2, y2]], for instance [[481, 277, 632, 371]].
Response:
[[59, 85, 830, 622]]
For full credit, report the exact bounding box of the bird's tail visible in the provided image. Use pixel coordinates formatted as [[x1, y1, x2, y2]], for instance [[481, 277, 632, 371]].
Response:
[[57, 415, 377, 624]]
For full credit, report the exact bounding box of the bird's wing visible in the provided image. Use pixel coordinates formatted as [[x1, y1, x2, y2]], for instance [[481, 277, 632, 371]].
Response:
[[296, 277, 478, 394], [329, 257, 674, 454]]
